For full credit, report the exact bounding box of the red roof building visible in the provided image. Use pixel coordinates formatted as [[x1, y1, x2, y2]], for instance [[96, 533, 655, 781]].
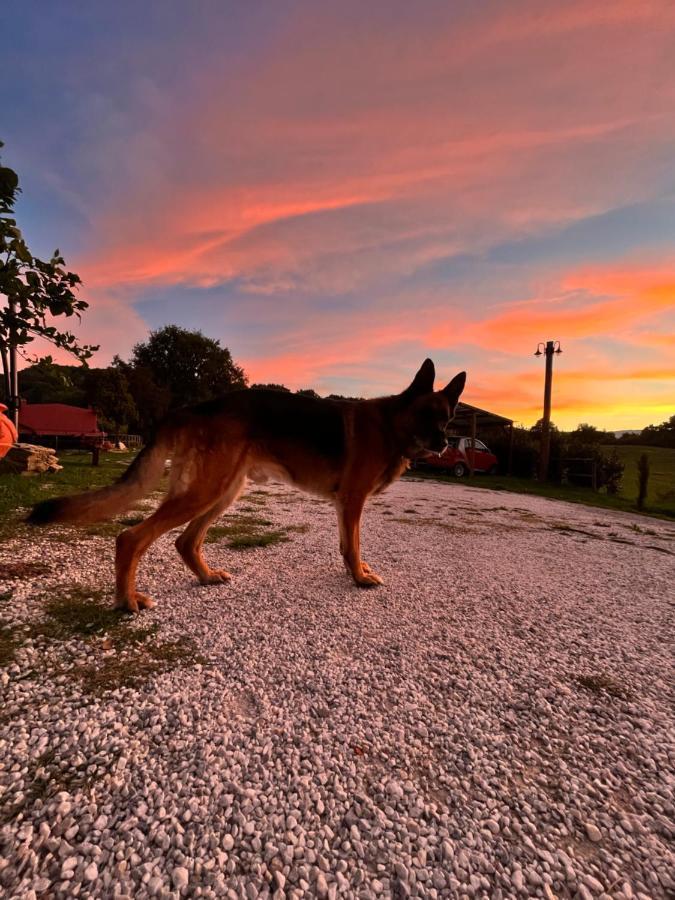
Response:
[[18, 403, 103, 438]]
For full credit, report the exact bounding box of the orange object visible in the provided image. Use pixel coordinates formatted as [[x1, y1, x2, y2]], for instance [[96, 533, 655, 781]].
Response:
[[0, 403, 18, 459]]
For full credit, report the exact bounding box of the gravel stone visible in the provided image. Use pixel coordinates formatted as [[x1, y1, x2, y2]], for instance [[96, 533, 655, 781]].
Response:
[[0, 479, 672, 898], [585, 822, 603, 842]]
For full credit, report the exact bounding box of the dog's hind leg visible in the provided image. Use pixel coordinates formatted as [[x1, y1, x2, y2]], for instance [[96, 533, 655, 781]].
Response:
[[175, 467, 248, 585], [115, 488, 219, 613]]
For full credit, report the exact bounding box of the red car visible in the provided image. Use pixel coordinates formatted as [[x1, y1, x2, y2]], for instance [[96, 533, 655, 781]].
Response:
[[416, 436, 499, 477]]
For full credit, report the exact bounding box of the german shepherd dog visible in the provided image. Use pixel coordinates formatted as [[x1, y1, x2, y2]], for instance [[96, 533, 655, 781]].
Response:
[[29, 360, 465, 613]]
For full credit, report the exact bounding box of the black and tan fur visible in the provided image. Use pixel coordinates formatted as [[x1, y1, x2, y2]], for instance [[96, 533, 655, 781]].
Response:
[[29, 359, 466, 612]]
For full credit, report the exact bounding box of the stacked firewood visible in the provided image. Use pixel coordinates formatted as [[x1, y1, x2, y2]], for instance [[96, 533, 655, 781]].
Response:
[[0, 443, 62, 475]]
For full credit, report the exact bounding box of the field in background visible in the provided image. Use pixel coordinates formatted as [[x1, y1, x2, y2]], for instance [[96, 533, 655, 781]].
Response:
[[613, 445, 675, 508]]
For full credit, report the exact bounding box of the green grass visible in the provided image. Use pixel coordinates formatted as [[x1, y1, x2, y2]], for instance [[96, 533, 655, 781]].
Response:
[[0, 450, 137, 541], [285, 523, 310, 534], [0, 584, 205, 699], [0, 584, 159, 660], [27, 585, 158, 646], [612, 445, 675, 509], [204, 514, 273, 544], [81, 512, 147, 538], [205, 513, 307, 549], [408, 465, 675, 520], [205, 516, 290, 550], [241, 490, 269, 505], [227, 530, 290, 549], [0, 561, 51, 580], [75, 637, 206, 694]]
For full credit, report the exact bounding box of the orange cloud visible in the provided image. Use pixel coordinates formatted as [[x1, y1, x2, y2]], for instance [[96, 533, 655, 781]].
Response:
[[428, 263, 675, 353]]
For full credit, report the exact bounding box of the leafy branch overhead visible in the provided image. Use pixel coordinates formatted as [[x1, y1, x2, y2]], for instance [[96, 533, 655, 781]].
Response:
[[0, 140, 98, 363]]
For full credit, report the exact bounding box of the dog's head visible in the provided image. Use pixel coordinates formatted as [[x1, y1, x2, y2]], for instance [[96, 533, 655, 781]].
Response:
[[396, 359, 466, 457]]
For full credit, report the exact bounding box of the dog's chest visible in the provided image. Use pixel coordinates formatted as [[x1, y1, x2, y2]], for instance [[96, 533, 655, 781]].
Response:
[[373, 456, 409, 494]]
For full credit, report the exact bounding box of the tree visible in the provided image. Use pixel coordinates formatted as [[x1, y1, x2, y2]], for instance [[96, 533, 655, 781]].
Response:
[[573, 423, 601, 443], [0, 141, 97, 427], [112, 356, 172, 438], [18, 355, 86, 406], [640, 414, 675, 448], [83, 367, 137, 433], [529, 417, 559, 436], [326, 393, 363, 401], [296, 388, 321, 399], [570, 423, 614, 445], [250, 383, 290, 392], [130, 325, 247, 412]]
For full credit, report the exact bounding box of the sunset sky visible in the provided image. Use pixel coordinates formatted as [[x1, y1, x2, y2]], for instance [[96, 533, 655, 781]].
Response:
[[5, 0, 675, 429]]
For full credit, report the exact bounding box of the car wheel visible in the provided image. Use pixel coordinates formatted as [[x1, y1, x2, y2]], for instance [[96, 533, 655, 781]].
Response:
[[453, 462, 467, 477], [488, 464, 498, 475]]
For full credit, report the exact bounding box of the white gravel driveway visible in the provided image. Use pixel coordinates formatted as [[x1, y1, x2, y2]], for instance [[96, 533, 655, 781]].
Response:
[[1, 477, 674, 899]]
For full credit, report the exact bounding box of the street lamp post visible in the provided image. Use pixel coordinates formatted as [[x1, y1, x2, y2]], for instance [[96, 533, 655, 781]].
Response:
[[534, 340, 562, 481]]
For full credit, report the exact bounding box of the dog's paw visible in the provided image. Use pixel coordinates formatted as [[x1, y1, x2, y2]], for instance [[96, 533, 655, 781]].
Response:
[[199, 568, 232, 585], [354, 570, 384, 587], [114, 591, 155, 613]]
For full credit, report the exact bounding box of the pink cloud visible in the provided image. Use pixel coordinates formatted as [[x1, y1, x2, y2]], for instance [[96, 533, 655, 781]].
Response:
[[73, 0, 675, 299]]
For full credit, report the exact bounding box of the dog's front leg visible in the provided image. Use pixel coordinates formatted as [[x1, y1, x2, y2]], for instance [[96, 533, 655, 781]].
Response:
[[337, 495, 384, 587]]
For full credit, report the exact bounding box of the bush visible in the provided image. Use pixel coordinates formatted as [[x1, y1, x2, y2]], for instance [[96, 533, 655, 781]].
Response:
[[481, 427, 538, 477], [558, 443, 624, 493]]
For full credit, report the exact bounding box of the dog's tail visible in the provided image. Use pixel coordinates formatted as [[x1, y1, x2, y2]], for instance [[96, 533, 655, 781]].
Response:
[[27, 429, 173, 526]]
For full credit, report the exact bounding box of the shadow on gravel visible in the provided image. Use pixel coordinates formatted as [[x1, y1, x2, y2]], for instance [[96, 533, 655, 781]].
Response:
[[575, 672, 632, 700], [0, 561, 51, 580]]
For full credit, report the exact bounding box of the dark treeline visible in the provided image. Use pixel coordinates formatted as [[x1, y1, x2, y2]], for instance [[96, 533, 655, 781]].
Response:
[[3, 325, 247, 438], [615, 416, 675, 448]]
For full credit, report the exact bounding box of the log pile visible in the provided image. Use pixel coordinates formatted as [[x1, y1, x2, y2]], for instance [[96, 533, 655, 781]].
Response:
[[0, 443, 62, 475]]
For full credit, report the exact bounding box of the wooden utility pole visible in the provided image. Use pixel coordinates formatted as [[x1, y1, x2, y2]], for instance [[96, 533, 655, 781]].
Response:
[[535, 340, 562, 481]]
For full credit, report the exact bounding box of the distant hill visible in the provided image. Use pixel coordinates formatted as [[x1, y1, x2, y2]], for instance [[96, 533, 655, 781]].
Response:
[[614, 429, 642, 437]]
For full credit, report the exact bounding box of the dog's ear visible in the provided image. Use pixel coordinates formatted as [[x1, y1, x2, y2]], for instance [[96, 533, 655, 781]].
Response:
[[402, 358, 435, 398], [441, 371, 467, 404]]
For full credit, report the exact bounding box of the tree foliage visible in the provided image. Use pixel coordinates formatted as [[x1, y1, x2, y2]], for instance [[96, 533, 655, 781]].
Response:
[[571, 423, 614, 445], [18, 355, 85, 406], [0, 141, 97, 415], [250, 383, 290, 392], [131, 325, 247, 410], [83, 366, 138, 433], [638, 415, 675, 448], [296, 388, 321, 399], [11, 325, 250, 438]]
